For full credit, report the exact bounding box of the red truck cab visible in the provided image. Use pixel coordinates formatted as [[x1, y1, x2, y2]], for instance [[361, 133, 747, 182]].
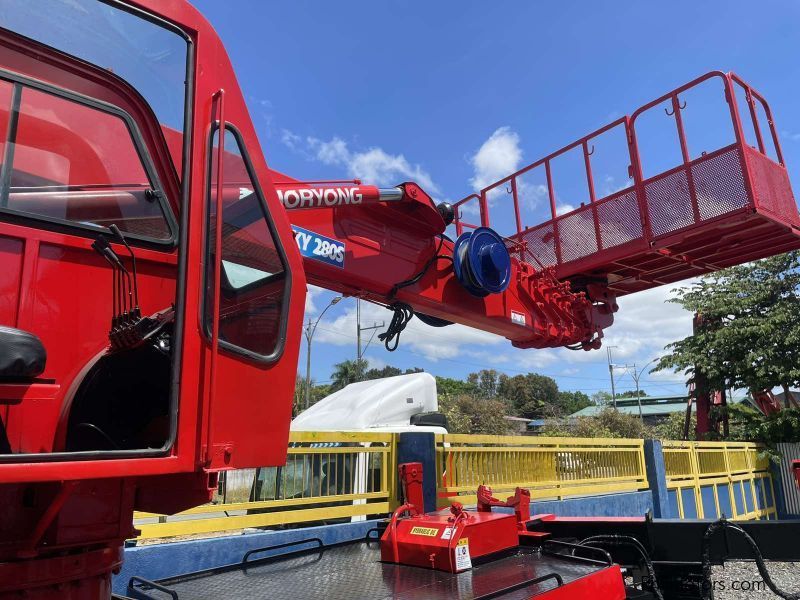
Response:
[[0, 2, 306, 597]]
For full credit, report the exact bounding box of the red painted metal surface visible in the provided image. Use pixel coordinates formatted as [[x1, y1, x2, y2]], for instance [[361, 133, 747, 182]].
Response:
[[453, 71, 800, 297], [287, 179, 611, 350], [398, 462, 425, 510], [0, 1, 306, 596], [0, 1, 796, 598], [536, 565, 626, 600], [276, 182, 399, 210], [381, 505, 520, 572], [476, 484, 531, 527]]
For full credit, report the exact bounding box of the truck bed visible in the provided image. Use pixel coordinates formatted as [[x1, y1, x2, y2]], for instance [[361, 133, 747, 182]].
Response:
[[125, 537, 614, 600]]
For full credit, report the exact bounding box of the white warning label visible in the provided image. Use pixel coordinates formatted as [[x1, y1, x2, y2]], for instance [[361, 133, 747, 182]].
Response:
[[511, 310, 527, 326], [454, 538, 472, 572]]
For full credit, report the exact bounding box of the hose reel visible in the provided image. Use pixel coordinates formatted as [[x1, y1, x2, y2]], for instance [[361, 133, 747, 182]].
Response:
[[452, 227, 511, 297]]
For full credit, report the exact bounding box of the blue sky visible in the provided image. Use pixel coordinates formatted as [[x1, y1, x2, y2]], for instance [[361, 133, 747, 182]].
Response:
[[194, 0, 800, 398]]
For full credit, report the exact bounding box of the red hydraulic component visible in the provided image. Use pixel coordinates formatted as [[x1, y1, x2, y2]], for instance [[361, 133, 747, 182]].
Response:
[[398, 462, 425, 510], [476, 484, 531, 528], [275, 181, 404, 210], [285, 174, 611, 350]]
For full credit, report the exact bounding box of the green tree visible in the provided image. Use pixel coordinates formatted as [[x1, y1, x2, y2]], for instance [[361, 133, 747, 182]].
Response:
[[656, 252, 800, 406], [554, 390, 592, 416], [330, 359, 368, 391], [436, 376, 478, 398], [467, 369, 501, 398], [293, 377, 332, 415], [618, 390, 647, 398], [363, 365, 424, 380], [498, 373, 559, 419], [653, 411, 695, 441], [591, 391, 613, 406], [541, 408, 653, 439], [438, 394, 511, 435]]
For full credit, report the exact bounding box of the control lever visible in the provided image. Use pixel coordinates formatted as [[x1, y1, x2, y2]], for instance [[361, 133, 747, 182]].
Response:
[[92, 227, 163, 351], [109, 224, 140, 320]]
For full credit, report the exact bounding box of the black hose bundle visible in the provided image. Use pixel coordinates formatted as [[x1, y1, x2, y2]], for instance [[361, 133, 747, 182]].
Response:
[[700, 518, 800, 600], [579, 535, 664, 600], [378, 302, 414, 352]]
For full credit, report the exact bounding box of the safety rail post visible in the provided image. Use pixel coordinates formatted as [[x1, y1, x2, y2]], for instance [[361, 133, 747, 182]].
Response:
[[479, 191, 490, 228], [724, 74, 761, 213], [643, 440, 673, 518], [669, 93, 702, 226], [544, 160, 561, 265], [510, 177, 523, 235], [582, 140, 604, 251]]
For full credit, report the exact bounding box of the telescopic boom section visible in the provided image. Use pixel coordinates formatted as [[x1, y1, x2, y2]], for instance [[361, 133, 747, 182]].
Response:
[[278, 71, 800, 352]]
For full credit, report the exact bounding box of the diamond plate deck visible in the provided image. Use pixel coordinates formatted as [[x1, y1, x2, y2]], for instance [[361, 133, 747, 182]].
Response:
[[128, 541, 608, 600]]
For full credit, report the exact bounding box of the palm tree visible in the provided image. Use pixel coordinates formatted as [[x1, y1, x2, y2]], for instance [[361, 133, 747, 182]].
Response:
[[330, 359, 367, 392]]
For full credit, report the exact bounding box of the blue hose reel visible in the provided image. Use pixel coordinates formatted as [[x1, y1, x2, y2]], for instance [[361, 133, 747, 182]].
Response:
[[453, 227, 511, 297]]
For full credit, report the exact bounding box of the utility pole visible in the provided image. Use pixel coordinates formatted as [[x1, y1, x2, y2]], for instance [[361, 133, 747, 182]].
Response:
[[606, 345, 618, 409], [303, 296, 341, 410], [633, 364, 643, 420], [625, 358, 659, 421], [355, 298, 384, 380]]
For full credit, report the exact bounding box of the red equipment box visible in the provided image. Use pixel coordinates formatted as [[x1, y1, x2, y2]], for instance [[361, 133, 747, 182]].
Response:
[[381, 509, 519, 572]]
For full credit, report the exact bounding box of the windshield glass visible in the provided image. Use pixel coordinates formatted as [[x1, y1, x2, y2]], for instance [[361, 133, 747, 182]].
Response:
[[0, 0, 188, 173]]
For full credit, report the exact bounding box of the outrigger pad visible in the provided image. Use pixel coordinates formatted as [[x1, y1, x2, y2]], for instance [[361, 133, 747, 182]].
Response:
[[0, 325, 46, 379]]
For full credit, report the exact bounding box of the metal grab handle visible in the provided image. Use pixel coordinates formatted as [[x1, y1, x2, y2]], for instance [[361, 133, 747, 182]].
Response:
[[127, 576, 179, 600], [364, 527, 382, 544], [241, 537, 324, 565], [474, 572, 564, 600], [543, 539, 614, 566]]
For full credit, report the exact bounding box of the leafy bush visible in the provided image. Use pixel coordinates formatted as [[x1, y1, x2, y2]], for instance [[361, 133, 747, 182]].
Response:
[[541, 408, 654, 439]]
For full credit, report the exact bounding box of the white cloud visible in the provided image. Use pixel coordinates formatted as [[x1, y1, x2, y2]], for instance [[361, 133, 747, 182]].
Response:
[[281, 129, 302, 152], [555, 203, 576, 216], [304, 284, 328, 315], [289, 122, 696, 386], [365, 355, 388, 370], [312, 299, 503, 362], [283, 132, 439, 194], [469, 126, 522, 192], [479, 281, 695, 384], [606, 282, 694, 361], [781, 130, 800, 142]]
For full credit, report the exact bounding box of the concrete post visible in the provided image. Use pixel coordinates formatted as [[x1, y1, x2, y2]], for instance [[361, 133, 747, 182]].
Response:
[[397, 432, 436, 513]]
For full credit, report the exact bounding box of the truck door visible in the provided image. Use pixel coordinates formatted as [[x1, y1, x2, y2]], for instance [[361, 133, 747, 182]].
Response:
[[201, 116, 305, 470]]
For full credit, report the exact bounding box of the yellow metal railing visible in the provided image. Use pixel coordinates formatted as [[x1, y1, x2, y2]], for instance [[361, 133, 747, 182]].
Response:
[[435, 434, 648, 507], [662, 441, 776, 521], [133, 435, 780, 540], [133, 431, 397, 540]]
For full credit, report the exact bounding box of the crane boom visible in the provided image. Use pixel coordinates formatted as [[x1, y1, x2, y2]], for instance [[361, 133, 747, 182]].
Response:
[[273, 71, 800, 353]]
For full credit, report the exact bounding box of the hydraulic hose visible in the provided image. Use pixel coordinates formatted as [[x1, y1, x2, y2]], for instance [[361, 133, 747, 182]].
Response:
[[700, 518, 800, 600]]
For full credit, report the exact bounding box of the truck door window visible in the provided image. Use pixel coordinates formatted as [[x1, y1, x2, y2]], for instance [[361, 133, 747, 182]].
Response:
[[0, 78, 174, 242], [205, 126, 288, 360], [1, 0, 189, 174]]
